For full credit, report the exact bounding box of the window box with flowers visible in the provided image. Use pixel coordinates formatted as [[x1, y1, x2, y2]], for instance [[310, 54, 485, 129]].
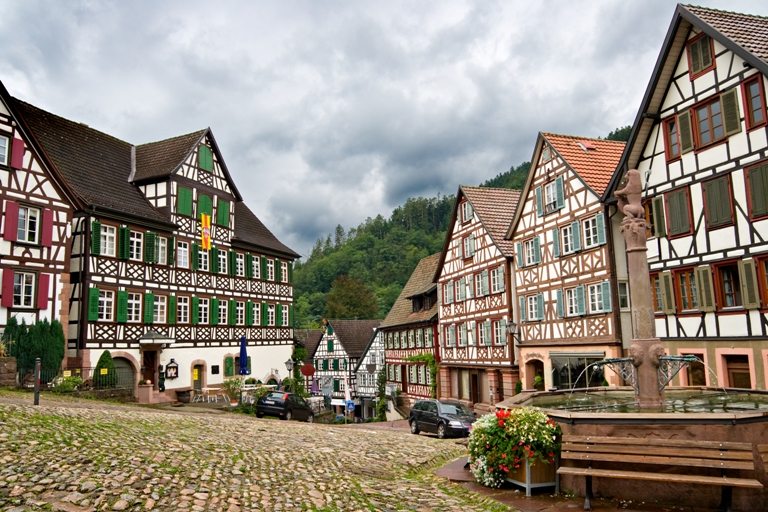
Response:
[[468, 406, 561, 495]]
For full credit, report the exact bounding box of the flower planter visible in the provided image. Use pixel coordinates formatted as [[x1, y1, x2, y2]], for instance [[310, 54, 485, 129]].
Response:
[[505, 457, 557, 496]]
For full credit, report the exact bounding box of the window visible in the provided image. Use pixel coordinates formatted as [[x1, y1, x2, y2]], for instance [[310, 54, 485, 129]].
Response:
[[236, 253, 245, 277], [587, 282, 611, 314], [551, 354, 605, 390], [663, 116, 681, 160], [582, 216, 601, 248], [217, 300, 228, 324], [282, 304, 289, 326], [0, 135, 7, 165], [665, 188, 692, 237], [543, 180, 558, 213], [16, 205, 40, 244], [236, 301, 245, 325], [526, 295, 538, 321], [687, 33, 714, 78], [536, 177, 564, 216], [644, 197, 666, 238], [695, 98, 724, 147], [617, 281, 630, 310], [198, 248, 209, 272], [681, 353, 706, 386], [267, 259, 275, 281], [461, 201, 473, 223], [675, 269, 699, 311], [489, 266, 504, 294], [281, 261, 289, 282], [95, 289, 115, 321], [492, 319, 505, 345], [651, 274, 664, 312], [215, 250, 226, 275], [716, 263, 741, 308], [129, 231, 143, 261], [724, 354, 751, 388], [252, 256, 261, 279], [154, 295, 167, 324], [541, 144, 552, 162], [703, 175, 733, 228], [13, 271, 35, 307], [199, 298, 209, 324], [445, 324, 456, 347], [177, 241, 189, 268], [267, 304, 275, 326], [522, 237, 541, 266], [462, 234, 475, 258], [560, 224, 573, 254], [743, 75, 767, 130], [100, 225, 117, 257], [566, 287, 581, 316], [474, 272, 487, 297], [478, 320, 491, 346], [127, 292, 142, 323], [156, 237, 168, 265], [747, 161, 768, 219], [443, 281, 454, 304]]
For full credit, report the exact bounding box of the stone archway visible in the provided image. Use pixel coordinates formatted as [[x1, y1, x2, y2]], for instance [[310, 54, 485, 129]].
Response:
[[525, 359, 545, 391]]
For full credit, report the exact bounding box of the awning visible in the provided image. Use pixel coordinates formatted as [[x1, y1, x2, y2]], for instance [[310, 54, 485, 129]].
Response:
[[138, 329, 175, 346]]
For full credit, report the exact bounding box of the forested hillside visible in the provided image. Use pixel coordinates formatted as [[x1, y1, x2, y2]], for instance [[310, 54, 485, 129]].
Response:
[[293, 127, 630, 327]]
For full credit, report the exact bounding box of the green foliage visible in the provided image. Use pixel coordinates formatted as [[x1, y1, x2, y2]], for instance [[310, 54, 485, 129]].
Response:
[[606, 125, 632, 141], [481, 161, 530, 189], [405, 353, 437, 398], [375, 368, 388, 421], [221, 377, 242, 401], [3, 317, 65, 375], [325, 275, 379, 319], [514, 381, 523, 395], [93, 350, 117, 389], [52, 376, 84, 393]]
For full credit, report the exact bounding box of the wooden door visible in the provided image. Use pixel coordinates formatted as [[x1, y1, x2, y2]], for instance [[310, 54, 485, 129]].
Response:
[[193, 364, 204, 391], [142, 351, 156, 386]]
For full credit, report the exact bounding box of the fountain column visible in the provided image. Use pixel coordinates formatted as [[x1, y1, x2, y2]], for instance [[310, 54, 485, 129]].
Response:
[[615, 169, 666, 408]]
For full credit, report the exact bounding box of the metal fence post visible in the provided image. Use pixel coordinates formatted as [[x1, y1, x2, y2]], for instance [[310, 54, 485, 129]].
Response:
[[34, 357, 41, 406]]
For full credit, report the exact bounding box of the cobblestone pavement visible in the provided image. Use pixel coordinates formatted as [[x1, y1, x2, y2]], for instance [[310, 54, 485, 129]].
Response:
[[0, 391, 510, 512]]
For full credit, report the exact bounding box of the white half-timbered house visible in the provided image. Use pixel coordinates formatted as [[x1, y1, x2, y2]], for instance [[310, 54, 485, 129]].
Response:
[[310, 319, 379, 417], [380, 252, 440, 409], [508, 133, 626, 392], [437, 187, 521, 410], [10, 96, 299, 401], [603, 5, 768, 390], [354, 328, 384, 420], [0, 81, 76, 351]]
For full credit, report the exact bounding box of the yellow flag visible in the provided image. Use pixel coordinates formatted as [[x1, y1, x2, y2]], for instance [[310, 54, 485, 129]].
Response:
[[201, 213, 211, 250]]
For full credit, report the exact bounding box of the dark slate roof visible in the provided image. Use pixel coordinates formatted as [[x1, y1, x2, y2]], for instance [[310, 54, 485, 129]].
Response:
[[134, 130, 207, 182], [232, 202, 300, 258], [326, 319, 380, 359], [379, 253, 440, 329], [295, 329, 323, 362], [11, 98, 170, 225]]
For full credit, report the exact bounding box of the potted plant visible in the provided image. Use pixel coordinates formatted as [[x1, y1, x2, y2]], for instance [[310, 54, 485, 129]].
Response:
[[468, 406, 561, 492], [221, 377, 243, 405]]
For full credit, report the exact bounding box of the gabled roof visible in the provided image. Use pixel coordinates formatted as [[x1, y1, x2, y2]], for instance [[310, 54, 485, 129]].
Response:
[[379, 252, 441, 329], [296, 329, 323, 362], [506, 132, 624, 239], [232, 202, 300, 258], [134, 129, 207, 181], [11, 98, 172, 226], [324, 319, 380, 359], [603, 4, 768, 200]]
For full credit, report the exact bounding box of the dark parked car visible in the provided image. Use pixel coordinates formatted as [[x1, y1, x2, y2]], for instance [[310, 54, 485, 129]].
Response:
[[256, 392, 314, 422], [408, 399, 476, 438]]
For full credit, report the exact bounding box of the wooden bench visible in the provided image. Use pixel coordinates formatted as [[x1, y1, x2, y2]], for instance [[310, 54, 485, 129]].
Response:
[[557, 435, 763, 512]]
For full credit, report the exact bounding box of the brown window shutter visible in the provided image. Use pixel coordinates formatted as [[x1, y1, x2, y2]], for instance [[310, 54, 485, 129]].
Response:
[[652, 197, 666, 236], [678, 110, 694, 153], [695, 265, 716, 312], [721, 88, 742, 136], [661, 271, 676, 314], [738, 258, 760, 309]]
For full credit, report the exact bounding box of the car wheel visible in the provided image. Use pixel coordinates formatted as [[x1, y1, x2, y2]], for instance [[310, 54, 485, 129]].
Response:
[[307, 414, 314, 423], [256, 411, 264, 418], [285, 410, 292, 421], [437, 423, 447, 439], [409, 420, 420, 435]]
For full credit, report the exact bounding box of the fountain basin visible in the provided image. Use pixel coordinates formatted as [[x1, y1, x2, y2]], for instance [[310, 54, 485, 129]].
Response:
[[497, 387, 768, 511]]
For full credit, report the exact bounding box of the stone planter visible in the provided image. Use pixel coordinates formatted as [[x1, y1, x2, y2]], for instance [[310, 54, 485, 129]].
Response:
[[505, 458, 556, 496], [0, 357, 17, 387]]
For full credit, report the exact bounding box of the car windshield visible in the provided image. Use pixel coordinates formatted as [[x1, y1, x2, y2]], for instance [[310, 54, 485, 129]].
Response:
[[265, 392, 286, 400], [438, 402, 472, 416]]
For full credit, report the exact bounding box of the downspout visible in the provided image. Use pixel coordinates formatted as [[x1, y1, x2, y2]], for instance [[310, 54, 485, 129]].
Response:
[[79, 209, 95, 361]]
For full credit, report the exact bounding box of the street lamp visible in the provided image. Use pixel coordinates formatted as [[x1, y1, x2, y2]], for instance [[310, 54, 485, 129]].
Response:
[[284, 358, 295, 374], [507, 321, 522, 366]]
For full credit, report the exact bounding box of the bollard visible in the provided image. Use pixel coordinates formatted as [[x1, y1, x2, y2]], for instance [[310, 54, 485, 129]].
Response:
[[33, 357, 41, 406]]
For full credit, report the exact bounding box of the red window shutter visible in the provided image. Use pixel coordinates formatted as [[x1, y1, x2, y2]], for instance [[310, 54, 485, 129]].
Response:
[[1, 269, 14, 307], [41, 209, 53, 247], [37, 273, 50, 309], [2, 201, 18, 242], [11, 138, 25, 169]]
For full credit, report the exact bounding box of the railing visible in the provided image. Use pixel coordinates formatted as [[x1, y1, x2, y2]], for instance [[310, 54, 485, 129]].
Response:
[[18, 366, 136, 395]]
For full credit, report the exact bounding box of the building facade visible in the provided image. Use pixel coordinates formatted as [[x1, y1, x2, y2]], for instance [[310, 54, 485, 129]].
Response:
[[354, 328, 384, 419], [436, 186, 521, 409], [508, 133, 626, 392]]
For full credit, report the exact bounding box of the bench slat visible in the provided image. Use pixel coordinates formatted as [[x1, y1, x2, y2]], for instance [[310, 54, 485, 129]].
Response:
[[563, 435, 752, 451], [560, 451, 756, 470], [556, 467, 764, 489], [561, 443, 754, 462]]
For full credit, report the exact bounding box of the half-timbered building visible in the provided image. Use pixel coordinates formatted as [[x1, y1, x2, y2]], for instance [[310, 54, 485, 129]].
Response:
[[0, 81, 76, 346], [9, 96, 299, 400], [436, 187, 521, 410], [508, 133, 626, 392], [310, 319, 379, 416], [603, 5, 768, 390], [353, 328, 384, 420], [379, 252, 440, 409]]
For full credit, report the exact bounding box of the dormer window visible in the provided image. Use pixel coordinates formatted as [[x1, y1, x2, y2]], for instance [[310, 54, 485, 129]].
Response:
[[687, 33, 714, 79], [541, 144, 552, 163], [536, 177, 564, 216], [461, 201, 473, 223], [198, 144, 213, 172]]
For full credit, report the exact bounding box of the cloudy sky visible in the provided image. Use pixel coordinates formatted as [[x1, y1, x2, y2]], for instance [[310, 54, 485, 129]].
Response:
[[2, 0, 767, 258]]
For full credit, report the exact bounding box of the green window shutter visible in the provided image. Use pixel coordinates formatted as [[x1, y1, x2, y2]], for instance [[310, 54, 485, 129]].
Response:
[[168, 295, 177, 324], [288, 262, 293, 283], [555, 176, 565, 209], [88, 287, 100, 321], [246, 301, 254, 326], [535, 186, 543, 217], [224, 356, 234, 377], [533, 236, 541, 263], [177, 186, 193, 217], [695, 265, 715, 312], [536, 293, 544, 320], [91, 221, 101, 255], [333, 379, 340, 392], [652, 197, 667, 236], [519, 297, 526, 322], [191, 296, 199, 325], [678, 110, 694, 153], [289, 304, 294, 327], [601, 281, 612, 312], [216, 199, 230, 226], [576, 285, 586, 315], [199, 145, 213, 172], [596, 213, 606, 245], [515, 242, 524, 268], [572, 221, 582, 251], [552, 228, 560, 258], [228, 300, 236, 325], [191, 243, 199, 270], [245, 254, 253, 278], [704, 177, 731, 227], [228, 250, 236, 277], [556, 289, 563, 318], [739, 258, 760, 309], [661, 272, 675, 314], [327, 338, 334, 352], [333, 359, 339, 371], [118, 226, 130, 260], [144, 293, 154, 324], [211, 247, 219, 273], [323, 359, 329, 371], [260, 255, 267, 279], [144, 232, 157, 263], [198, 193, 212, 217], [247, 356, 252, 374], [275, 259, 282, 282], [671, 190, 691, 234], [276, 304, 282, 326], [167, 237, 175, 266], [749, 165, 768, 217], [117, 291, 128, 323], [721, 88, 742, 136], [261, 302, 268, 326], [210, 298, 219, 325]]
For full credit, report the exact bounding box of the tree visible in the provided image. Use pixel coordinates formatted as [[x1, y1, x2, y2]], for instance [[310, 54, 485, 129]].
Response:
[[606, 125, 632, 141], [325, 275, 378, 319], [334, 224, 346, 247], [4, 317, 65, 377], [93, 350, 117, 388]]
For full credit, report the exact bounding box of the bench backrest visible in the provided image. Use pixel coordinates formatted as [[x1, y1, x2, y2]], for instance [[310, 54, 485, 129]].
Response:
[[561, 435, 755, 472]]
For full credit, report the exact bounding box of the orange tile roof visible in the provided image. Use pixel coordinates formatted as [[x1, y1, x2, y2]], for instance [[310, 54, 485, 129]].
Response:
[[685, 5, 768, 63], [542, 133, 625, 195], [462, 186, 522, 256]]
